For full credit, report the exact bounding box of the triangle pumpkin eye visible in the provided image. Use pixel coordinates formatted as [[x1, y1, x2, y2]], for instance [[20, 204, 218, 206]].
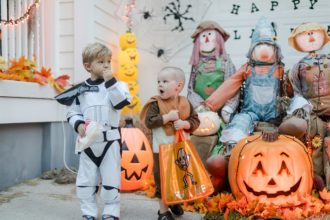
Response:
[[122, 141, 129, 151], [252, 161, 266, 175], [278, 161, 291, 175], [141, 143, 146, 151]]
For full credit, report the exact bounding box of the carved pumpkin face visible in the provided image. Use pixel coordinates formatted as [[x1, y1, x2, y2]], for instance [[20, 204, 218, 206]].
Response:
[[193, 111, 222, 136], [228, 134, 313, 205], [117, 63, 138, 81], [121, 119, 153, 191], [126, 81, 139, 96], [119, 48, 140, 65], [119, 32, 137, 49]]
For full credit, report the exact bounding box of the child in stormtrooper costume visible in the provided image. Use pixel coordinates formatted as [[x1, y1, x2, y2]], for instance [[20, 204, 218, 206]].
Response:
[[55, 43, 131, 220]]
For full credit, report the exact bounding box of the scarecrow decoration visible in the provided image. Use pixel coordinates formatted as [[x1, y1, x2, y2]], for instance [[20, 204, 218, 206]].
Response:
[[204, 17, 285, 192], [279, 22, 330, 190]]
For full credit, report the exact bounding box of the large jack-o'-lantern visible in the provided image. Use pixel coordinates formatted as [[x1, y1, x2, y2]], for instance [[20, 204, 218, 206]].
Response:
[[121, 118, 153, 191], [228, 134, 313, 205]]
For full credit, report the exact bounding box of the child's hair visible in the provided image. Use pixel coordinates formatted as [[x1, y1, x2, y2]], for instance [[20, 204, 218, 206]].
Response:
[[82, 42, 112, 64], [159, 66, 186, 84]]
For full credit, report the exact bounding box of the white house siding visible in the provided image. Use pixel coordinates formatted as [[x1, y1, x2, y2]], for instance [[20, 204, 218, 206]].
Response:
[[58, 0, 74, 80], [73, 0, 123, 84], [127, 0, 330, 106]]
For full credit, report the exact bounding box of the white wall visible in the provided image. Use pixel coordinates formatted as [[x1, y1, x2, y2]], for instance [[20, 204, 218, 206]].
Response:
[[128, 0, 330, 106], [58, 0, 75, 79], [73, 0, 124, 84]]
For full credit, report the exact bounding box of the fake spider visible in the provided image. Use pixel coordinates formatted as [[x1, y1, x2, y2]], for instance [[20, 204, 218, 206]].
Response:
[[150, 45, 171, 62], [163, 0, 195, 32], [139, 8, 154, 20]]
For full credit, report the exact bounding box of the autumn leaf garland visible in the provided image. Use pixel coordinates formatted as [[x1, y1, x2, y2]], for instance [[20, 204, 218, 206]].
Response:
[[0, 56, 70, 92]]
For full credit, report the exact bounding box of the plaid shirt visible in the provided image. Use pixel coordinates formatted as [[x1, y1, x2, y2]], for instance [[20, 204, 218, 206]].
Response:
[[187, 55, 239, 111]]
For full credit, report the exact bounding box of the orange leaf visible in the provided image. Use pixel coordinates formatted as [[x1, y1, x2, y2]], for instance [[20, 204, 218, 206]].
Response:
[[35, 67, 52, 78], [224, 208, 229, 220], [54, 74, 70, 88], [9, 56, 26, 71], [207, 197, 220, 213], [322, 203, 330, 213], [282, 194, 302, 207], [218, 193, 234, 210], [282, 208, 303, 220], [183, 202, 196, 212], [319, 188, 330, 202]]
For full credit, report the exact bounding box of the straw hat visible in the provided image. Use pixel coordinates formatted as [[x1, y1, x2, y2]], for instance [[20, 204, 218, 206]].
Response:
[[191, 20, 230, 41], [288, 22, 330, 52]]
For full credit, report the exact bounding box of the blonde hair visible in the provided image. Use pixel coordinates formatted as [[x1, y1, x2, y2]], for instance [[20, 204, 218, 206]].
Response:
[[82, 43, 112, 64], [159, 66, 186, 84]]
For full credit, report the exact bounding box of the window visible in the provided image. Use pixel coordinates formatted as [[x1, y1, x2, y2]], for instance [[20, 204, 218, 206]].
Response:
[[0, 0, 43, 66]]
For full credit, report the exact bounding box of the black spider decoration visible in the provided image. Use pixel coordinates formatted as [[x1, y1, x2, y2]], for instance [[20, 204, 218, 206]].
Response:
[[163, 0, 195, 32], [150, 45, 171, 62], [139, 7, 154, 20]]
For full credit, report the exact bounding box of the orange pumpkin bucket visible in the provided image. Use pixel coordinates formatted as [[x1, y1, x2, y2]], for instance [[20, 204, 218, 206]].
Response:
[[228, 133, 313, 205]]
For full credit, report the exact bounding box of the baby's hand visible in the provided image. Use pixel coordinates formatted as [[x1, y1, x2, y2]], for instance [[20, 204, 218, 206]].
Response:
[[77, 123, 86, 137], [163, 110, 179, 124], [103, 69, 113, 81], [174, 119, 190, 130], [167, 110, 179, 121]]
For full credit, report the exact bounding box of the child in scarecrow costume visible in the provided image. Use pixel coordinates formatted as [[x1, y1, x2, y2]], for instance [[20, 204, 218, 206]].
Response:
[[279, 22, 330, 190], [187, 20, 239, 124], [205, 16, 285, 156]]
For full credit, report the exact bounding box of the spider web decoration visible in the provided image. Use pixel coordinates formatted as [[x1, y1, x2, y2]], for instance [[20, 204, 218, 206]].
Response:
[[163, 0, 195, 32], [115, 0, 212, 62]]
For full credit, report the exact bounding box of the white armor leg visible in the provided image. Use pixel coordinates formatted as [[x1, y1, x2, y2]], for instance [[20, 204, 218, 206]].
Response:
[[99, 141, 121, 217], [76, 151, 100, 217]]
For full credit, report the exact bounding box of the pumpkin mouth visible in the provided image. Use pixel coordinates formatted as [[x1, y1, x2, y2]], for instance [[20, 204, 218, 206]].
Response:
[[127, 100, 138, 109], [125, 71, 135, 77], [121, 165, 148, 180], [129, 55, 137, 61], [243, 177, 302, 198]]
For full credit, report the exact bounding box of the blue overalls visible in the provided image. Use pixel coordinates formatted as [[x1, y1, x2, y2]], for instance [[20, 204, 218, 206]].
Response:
[[220, 64, 280, 145]]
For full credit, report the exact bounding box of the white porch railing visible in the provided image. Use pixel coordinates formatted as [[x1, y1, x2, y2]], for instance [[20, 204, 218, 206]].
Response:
[[1, 0, 43, 66]]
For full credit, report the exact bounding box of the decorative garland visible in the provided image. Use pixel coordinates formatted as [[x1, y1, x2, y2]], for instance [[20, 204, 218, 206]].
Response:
[[122, 0, 135, 32], [141, 176, 330, 219], [1, 0, 40, 27], [0, 56, 70, 92]]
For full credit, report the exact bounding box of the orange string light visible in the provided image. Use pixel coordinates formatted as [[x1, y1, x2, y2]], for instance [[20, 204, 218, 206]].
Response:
[[1, 0, 40, 27]]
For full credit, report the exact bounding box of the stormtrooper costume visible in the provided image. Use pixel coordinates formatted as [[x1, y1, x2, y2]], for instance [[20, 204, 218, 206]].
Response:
[[57, 77, 130, 218]]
